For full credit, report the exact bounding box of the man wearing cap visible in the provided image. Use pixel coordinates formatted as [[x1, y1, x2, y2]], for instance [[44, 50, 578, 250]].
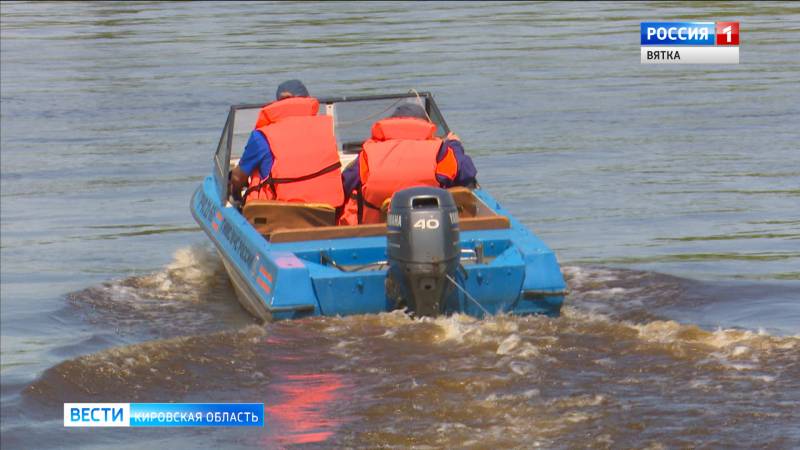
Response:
[[339, 103, 477, 225], [229, 80, 344, 208]]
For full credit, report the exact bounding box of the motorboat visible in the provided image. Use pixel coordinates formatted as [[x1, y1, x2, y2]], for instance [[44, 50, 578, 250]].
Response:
[[191, 92, 566, 321]]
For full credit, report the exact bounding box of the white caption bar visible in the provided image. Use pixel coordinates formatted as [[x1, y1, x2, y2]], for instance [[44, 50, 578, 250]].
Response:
[[641, 46, 739, 64]]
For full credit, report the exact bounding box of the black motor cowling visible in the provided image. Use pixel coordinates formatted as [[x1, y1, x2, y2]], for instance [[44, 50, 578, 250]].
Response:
[[386, 187, 460, 316]]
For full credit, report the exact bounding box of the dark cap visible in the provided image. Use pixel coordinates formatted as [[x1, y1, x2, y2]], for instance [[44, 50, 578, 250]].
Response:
[[391, 103, 428, 120], [275, 79, 309, 100]]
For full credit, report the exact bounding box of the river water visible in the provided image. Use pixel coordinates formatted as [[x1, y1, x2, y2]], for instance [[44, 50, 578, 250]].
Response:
[[1, 1, 799, 448]]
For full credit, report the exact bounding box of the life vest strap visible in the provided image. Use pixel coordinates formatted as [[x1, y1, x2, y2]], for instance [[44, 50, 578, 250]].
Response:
[[349, 190, 382, 210], [244, 161, 342, 204], [268, 161, 342, 185], [350, 187, 382, 224]]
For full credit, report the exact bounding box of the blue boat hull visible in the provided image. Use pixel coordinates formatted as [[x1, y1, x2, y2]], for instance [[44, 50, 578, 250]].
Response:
[[191, 176, 566, 321]]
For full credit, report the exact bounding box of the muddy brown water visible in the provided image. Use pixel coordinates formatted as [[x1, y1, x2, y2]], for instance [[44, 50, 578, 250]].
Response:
[[2, 2, 799, 448]]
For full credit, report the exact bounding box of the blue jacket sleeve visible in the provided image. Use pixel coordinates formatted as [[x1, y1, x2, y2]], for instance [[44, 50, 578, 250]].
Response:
[[341, 157, 361, 196], [238, 131, 274, 177], [436, 139, 477, 187]]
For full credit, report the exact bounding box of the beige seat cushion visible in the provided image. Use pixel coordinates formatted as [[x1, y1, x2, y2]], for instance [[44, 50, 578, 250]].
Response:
[[447, 187, 479, 218], [242, 200, 336, 236]]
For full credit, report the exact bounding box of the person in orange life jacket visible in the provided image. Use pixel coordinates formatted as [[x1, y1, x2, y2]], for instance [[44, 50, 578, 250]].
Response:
[[229, 79, 344, 208], [339, 103, 477, 225]]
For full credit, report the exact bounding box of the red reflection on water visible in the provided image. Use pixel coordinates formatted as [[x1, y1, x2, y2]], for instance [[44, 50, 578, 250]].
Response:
[[264, 373, 345, 446]]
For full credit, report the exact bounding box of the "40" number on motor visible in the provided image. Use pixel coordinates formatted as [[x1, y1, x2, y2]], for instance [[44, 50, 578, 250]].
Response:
[[413, 218, 440, 230]]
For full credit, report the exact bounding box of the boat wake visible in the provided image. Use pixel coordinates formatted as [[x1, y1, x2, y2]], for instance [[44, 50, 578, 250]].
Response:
[[65, 245, 253, 339], [22, 256, 800, 448], [123, 245, 226, 302]]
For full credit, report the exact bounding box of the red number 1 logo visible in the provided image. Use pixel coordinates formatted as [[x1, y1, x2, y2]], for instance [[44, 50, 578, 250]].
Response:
[[716, 22, 740, 45]]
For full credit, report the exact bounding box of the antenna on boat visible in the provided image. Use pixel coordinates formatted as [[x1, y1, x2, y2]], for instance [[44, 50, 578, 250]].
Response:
[[408, 88, 433, 122], [334, 90, 432, 127], [334, 98, 404, 126], [445, 274, 492, 317]]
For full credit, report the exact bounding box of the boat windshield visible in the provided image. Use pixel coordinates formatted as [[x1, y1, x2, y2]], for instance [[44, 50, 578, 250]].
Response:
[[227, 92, 449, 158], [213, 92, 450, 201]]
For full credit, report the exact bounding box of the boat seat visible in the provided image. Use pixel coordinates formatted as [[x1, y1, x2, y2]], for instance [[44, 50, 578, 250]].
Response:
[[447, 187, 479, 218], [269, 215, 511, 243], [243, 200, 336, 236]]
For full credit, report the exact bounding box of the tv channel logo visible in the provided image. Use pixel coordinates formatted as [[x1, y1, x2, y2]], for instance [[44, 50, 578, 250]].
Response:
[[716, 21, 740, 45], [641, 21, 739, 64]]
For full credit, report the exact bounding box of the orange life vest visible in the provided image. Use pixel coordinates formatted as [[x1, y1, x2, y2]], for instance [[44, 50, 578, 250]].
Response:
[[340, 117, 450, 225], [244, 97, 344, 207], [253, 96, 320, 129]]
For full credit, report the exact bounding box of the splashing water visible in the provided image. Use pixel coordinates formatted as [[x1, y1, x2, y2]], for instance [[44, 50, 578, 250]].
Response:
[[15, 263, 800, 449]]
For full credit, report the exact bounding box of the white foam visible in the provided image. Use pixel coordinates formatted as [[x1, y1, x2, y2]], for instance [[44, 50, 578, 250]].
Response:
[[497, 334, 521, 355], [135, 244, 223, 301], [731, 345, 750, 357], [430, 314, 482, 344]]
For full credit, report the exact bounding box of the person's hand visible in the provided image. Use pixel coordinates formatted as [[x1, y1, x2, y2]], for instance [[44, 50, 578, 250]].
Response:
[[228, 169, 244, 203], [231, 184, 243, 202], [446, 131, 460, 141]]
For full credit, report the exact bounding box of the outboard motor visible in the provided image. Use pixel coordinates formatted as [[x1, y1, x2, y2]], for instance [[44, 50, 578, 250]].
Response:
[[386, 187, 460, 316]]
